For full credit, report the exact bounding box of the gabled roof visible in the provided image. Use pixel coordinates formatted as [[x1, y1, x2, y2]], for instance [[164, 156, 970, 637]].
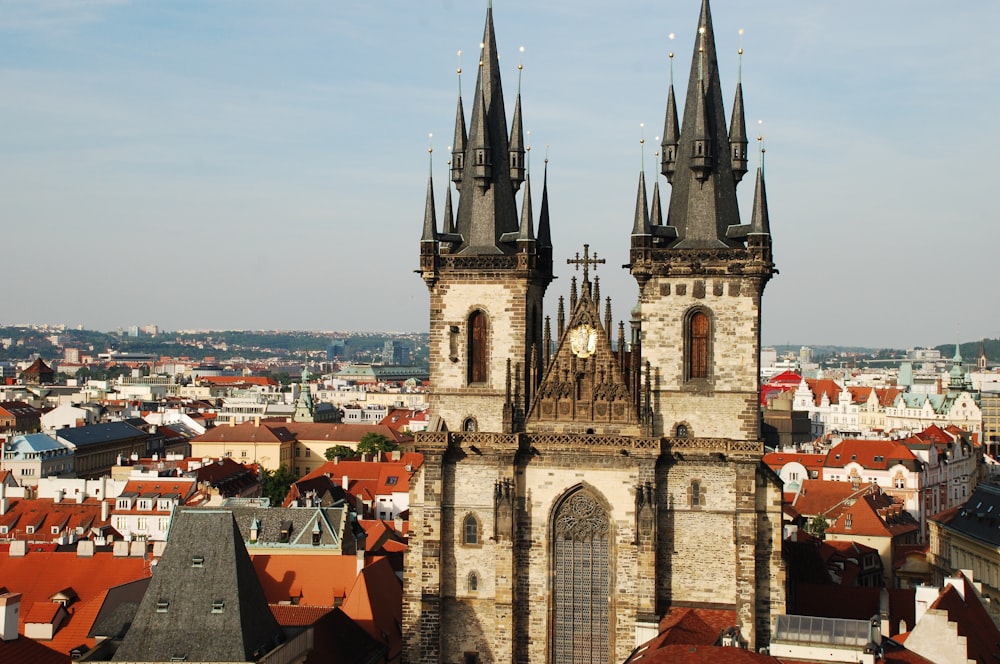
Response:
[[762, 452, 826, 473], [340, 557, 403, 659], [303, 606, 389, 664], [824, 439, 919, 470], [112, 509, 283, 662], [790, 480, 869, 518], [251, 553, 361, 606], [825, 491, 919, 539], [923, 574, 1000, 662], [192, 421, 293, 444], [0, 551, 147, 655]]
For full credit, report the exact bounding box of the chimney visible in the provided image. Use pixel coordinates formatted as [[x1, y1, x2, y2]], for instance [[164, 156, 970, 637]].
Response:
[[0, 591, 21, 641], [254, 416, 261, 427], [54, 488, 64, 503], [342, 475, 349, 490], [101, 498, 110, 522]]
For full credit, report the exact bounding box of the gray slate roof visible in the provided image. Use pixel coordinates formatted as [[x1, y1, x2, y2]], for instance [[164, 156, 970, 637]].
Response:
[[112, 509, 284, 662], [945, 483, 1000, 547], [57, 422, 146, 448]]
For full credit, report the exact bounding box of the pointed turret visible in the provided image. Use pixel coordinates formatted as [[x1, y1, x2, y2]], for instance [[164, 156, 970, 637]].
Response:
[[650, 180, 663, 228], [451, 92, 467, 186], [509, 92, 526, 191], [729, 80, 748, 183], [469, 85, 493, 186], [748, 167, 770, 236], [663, 0, 743, 248], [661, 75, 680, 183], [442, 182, 455, 236], [421, 171, 438, 245], [450, 5, 520, 255], [517, 173, 535, 246], [631, 171, 650, 236]]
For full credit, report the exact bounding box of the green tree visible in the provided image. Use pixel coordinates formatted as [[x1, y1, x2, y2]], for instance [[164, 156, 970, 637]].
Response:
[[324, 445, 356, 461], [804, 515, 828, 539], [356, 432, 399, 456], [261, 465, 298, 506]]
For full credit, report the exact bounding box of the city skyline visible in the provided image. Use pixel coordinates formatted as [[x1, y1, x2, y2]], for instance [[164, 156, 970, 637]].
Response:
[[1, 1, 997, 348]]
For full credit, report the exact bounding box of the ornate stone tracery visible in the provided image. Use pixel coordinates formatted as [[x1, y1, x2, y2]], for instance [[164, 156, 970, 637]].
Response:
[[554, 491, 609, 541]]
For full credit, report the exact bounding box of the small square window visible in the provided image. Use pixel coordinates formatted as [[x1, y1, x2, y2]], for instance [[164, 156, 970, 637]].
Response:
[[212, 600, 225, 614], [157, 600, 169, 613], [191, 556, 205, 568]]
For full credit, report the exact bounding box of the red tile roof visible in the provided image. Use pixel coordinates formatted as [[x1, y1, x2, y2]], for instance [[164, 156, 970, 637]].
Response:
[[0, 551, 147, 657], [824, 439, 918, 470], [341, 557, 403, 660], [250, 553, 362, 607], [268, 604, 333, 627]]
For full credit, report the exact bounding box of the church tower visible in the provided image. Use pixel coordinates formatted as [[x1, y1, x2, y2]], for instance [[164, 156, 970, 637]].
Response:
[[629, 0, 774, 442], [406, 3, 783, 663], [419, 3, 553, 435]]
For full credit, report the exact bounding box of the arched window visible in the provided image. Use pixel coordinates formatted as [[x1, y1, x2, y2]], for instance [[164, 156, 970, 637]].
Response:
[[468, 571, 479, 592], [463, 514, 479, 546], [552, 489, 610, 664], [676, 424, 690, 439], [468, 310, 488, 384], [463, 417, 478, 432], [686, 310, 710, 381]]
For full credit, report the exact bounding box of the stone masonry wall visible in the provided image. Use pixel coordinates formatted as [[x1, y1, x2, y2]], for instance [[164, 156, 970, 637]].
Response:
[[640, 274, 762, 440]]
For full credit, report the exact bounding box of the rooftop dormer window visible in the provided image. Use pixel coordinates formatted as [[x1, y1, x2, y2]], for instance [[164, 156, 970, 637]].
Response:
[[191, 556, 205, 568], [157, 600, 169, 613], [211, 600, 225, 614]]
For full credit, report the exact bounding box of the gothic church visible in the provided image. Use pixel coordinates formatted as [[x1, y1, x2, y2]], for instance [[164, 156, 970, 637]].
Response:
[[405, 1, 784, 662]]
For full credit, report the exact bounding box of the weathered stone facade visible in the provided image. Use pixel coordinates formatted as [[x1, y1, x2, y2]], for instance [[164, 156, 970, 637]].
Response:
[[406, 2, 784, 662]]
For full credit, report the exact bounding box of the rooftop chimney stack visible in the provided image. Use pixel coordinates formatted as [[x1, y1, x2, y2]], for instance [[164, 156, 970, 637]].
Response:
[[0, 591, 21, 641]]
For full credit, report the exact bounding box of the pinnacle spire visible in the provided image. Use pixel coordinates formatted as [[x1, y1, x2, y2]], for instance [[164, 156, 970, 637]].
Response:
[[661, 75, 680, 182], [451, 92, 467, 186], [729, 79, 748, 183], [421, 171, 437, 243], [517, 174, 535, 242], [631, 170, 650, 236], [665, 0, 743, 248], [537, 159, 552, 249], [509, 92, 525, 191], [749, 167, 770, 236], [650, 180, 663, 227], [450, 4, 520, 255]]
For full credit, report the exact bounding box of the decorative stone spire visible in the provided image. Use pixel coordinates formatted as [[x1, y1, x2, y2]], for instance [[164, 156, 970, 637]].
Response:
[[631, 171, 650, 236], [450, 4, 521, 255], [420, 157, 437, 245], [660, 53, 680, 183], [509, 66, 526, 191], [664, 0, 744, 248], [451, 75, 467, 186], [517, 174, 535, 245], [729, 78, 749, 183], [748, 166, 770, 236], [650, 180, 663, 228]]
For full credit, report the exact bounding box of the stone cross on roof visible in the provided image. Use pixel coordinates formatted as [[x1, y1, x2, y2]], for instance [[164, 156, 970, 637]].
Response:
[[567, 244, 605, 284]]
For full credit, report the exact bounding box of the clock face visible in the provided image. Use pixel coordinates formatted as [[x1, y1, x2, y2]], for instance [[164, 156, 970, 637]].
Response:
[[569, 324, 598, 358]]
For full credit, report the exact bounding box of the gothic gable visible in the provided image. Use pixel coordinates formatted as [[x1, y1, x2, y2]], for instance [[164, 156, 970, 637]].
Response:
[[526, 277, 641, 434]]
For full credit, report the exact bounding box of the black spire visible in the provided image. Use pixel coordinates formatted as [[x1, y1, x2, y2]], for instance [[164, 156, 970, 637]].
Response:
[[665, 0, 743, 248], [631, 171, 650, 236], [661, 75, 680, 183], [451, 5, 520, 255]]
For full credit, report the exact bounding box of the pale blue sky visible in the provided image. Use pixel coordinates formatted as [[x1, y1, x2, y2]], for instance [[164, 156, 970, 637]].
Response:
[[1, 1, 997, 348]]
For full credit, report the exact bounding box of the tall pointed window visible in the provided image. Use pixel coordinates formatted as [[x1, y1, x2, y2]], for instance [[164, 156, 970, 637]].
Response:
[[468, 310, 488, 384], [552, 489, 610, 664], [686, 309, 710, 381]]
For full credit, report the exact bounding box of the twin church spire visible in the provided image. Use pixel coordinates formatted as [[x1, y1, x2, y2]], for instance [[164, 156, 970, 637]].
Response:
[[637, 0, 771, 252], [421, 4, 549, 268]]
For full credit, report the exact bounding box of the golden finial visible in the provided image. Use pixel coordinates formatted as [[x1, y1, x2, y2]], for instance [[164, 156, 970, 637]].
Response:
[[428, 133, 434, 174]]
